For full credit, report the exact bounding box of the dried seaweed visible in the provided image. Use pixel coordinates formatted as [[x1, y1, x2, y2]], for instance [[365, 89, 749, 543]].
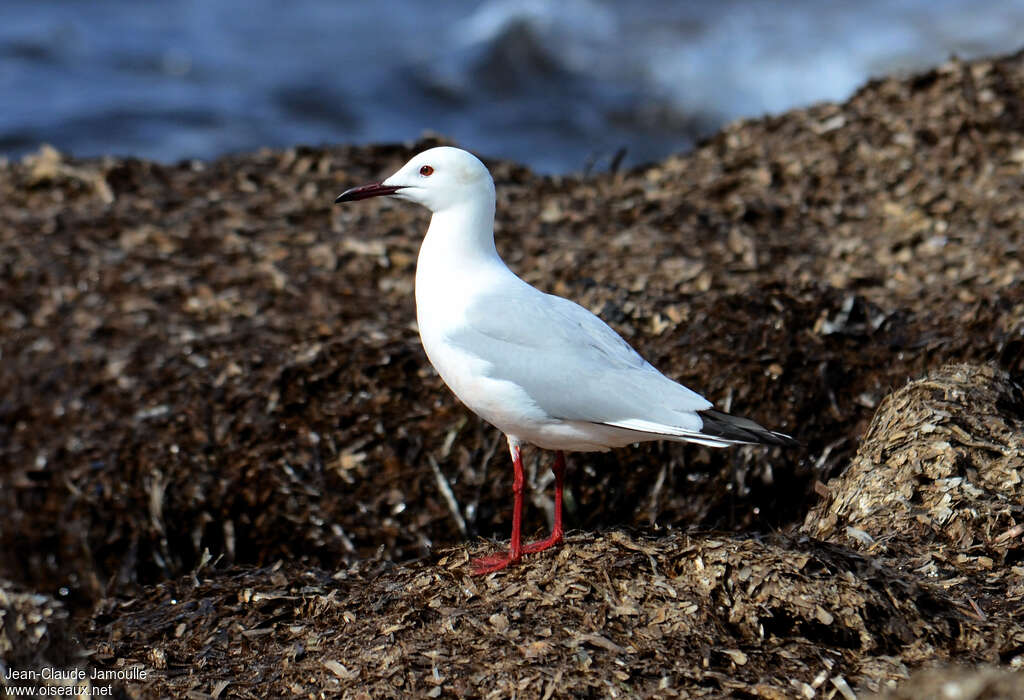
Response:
[[87, 530, 1019, 698], [2, 49, 1024, 697]]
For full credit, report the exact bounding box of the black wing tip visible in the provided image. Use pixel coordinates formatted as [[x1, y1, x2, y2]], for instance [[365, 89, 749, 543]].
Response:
[[697, 408, 800, 448]]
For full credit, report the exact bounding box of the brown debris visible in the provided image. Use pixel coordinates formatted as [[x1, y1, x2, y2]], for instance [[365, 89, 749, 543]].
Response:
[[85, 531, 1021, 698], [1, 48, 1024, 696], [867, 666, 1024, 700], [803, 364, 1024, 574], [0, 581, 96, 694], [0, 582, 70, 668]]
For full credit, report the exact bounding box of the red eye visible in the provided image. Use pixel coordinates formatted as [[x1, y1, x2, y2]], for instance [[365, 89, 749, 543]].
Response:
[[419, 165, 434, 176]]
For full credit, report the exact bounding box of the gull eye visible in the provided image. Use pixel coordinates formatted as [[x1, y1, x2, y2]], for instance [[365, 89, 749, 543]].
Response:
[[419, 165, 434, 176]]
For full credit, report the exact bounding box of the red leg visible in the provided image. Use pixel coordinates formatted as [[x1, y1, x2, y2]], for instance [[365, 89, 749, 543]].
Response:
[[471, 439, 525, 575], [523, 451, 566, 554]]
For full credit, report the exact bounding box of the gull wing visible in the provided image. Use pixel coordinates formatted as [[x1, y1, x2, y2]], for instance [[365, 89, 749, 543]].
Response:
[[448, 289, 717, 438]]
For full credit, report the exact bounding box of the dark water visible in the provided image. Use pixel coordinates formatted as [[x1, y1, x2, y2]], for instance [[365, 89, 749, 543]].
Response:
[[2, 0, 1023, 173]]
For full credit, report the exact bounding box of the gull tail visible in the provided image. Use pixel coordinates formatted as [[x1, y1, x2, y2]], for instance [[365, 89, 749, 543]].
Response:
[[598, 410, 798, 449], [696, 408, 798, 447]]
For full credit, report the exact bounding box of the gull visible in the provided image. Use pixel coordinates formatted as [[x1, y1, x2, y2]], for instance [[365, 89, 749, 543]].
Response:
[[336, 146, 796, 574]]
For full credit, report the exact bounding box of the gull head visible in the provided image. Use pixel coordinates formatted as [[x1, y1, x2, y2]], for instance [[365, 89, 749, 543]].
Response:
[[335, 146, 494, 214]]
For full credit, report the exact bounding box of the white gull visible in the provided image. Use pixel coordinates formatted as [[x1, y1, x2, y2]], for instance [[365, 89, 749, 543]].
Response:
[[336, 146, 796, 574]]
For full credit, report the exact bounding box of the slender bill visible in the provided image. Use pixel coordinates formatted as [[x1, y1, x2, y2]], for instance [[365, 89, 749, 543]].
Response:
[[335, 182, 403, 203]]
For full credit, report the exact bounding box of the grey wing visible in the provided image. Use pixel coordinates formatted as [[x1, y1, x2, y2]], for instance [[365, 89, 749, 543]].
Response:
[[448, 290, 713, 434]]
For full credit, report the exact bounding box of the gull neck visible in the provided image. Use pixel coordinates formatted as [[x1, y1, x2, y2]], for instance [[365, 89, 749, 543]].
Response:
[[420, 195, 500, 267]]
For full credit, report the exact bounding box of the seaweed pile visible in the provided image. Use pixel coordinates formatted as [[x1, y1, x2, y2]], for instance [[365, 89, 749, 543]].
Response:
[[1, 49, 1023, 697]]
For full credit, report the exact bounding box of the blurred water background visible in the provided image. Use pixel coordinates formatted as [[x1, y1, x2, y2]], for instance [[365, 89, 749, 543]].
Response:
[[2, 0, 1023, 173]]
